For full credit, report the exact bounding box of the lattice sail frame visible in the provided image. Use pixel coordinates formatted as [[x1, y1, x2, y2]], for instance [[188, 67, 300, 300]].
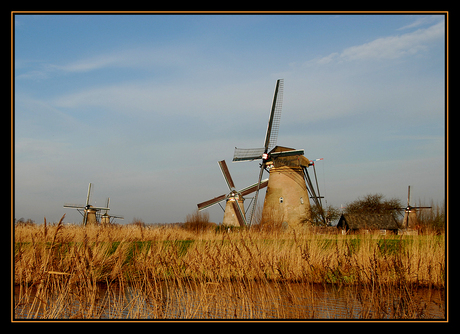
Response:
[[266, 78, 283, 152]]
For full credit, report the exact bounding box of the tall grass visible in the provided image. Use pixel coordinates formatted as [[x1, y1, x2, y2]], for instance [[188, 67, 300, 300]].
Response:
[[13, 216, 445, 319]]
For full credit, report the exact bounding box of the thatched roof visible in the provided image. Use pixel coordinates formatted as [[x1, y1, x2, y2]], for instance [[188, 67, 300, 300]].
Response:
[[269, 146, 310, 168], [337, 213, 401, 230]]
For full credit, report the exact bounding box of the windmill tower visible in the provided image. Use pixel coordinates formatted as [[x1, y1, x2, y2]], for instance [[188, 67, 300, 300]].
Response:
[[63, 183, 123, 226], [261, 146, 312, 227], [232, 79, 325, 228], [197, 160, 268, 227], [398, 186, 432, 230]]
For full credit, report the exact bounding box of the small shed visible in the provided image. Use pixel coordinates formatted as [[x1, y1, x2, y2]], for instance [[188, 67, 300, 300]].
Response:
[[337, 213, 400, 234]]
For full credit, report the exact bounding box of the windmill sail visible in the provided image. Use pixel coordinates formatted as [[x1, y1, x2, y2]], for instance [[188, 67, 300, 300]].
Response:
[[63, 204, 86, 209], [239, 179, 269, 197], [232, 79, 284, 163], [197, 194, 228, 211], [218, 160, 236, 190], [264, 78, 283, 152], [233, 147, 265, 162], [231, 199, 247, 227], [197, 179, 269, 211]]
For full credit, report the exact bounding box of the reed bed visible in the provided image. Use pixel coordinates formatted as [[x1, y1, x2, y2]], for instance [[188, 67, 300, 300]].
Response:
[[13, 217, 446, 319]]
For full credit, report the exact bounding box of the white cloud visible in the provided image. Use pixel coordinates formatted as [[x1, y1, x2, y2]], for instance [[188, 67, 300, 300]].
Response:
[[316, 52, 339, 65], [315, 20, 444, 64], [397, 15, 443, 31], [51, 54, 122, 73], [50, 78, 271, 122], [16, 45, 192, 82]]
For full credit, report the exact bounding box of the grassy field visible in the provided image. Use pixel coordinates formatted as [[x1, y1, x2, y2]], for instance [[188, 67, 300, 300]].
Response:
[[14, 219, 445, 286], [13, 217, 446, 319]]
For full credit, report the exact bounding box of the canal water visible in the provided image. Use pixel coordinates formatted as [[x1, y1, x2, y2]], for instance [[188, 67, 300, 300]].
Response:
[[14, 281, 445, 320]]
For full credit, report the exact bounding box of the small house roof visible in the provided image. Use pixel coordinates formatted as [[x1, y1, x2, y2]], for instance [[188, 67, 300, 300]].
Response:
[[337, 213, 401, 230]]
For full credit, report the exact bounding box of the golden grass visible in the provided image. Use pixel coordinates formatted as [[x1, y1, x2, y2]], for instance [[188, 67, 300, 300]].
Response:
[[14, 220, 445, 287], [13, 217, 446, 319]]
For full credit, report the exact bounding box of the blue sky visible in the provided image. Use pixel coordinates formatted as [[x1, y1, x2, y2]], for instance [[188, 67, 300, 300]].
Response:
[[14, 13, 446, 224]]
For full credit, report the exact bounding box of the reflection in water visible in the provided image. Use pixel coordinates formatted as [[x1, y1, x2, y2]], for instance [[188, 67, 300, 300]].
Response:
[[14, 281, 445, 320]]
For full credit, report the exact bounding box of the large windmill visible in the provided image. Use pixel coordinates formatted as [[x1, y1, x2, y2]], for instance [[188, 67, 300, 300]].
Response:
[[197, 160, 269, 227], [398, 185, 432, 230], [63, 183, 123, 226], [232, 79, 324, 228]]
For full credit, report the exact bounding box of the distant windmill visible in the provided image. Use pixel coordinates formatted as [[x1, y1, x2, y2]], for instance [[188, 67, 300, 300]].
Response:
[[397, 185, 432, 229], [232, 79, 324, 227], [98, 198, 124, 225], [63, 183, 122, 226], [197, 160, 269, 227]]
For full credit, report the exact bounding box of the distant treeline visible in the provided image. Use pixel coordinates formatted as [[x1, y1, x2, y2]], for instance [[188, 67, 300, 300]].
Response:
[[15, 194, 445, 233]]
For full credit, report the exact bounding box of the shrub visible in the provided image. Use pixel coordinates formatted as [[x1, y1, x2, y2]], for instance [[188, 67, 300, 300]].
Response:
[[182, 210, 215, 232]]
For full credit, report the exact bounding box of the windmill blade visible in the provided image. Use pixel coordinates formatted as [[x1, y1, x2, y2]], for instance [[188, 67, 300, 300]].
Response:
[[413, 206, 432, 210], [248, 165, 266, 227], [83, 210, 88, 226], [311, 161, 322, 208], [231, 199, 247, 227], [104, 198, 110, 214], [110, 214, 124, 220], [197, 194, 227, 211], [270, 149, 304, 158], [239, 178, 269, 197], [218, 160, 236, 190], [63, 204, 86, 209], [233, 147, 265, 162], [86, 183, 92, 207], [407, 186, 411, 207], [263, 79, 284, 152], [302, 166, 326, 225]]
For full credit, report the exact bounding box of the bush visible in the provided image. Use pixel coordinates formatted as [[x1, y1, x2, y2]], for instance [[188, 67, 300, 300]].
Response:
[[345, 193, 403, 221], [130, 217, 145, 228], [182, 210, 215, 233]]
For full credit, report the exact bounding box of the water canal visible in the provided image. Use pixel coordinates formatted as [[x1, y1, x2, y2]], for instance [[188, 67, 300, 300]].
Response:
[[14, 281, 445, 320]]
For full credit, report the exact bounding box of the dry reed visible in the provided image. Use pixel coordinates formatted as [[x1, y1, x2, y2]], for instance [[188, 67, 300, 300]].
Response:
[[13, 216, 446, 319]]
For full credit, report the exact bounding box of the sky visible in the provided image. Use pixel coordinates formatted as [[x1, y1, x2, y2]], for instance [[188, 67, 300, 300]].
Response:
[[14, 13, 446, 225]]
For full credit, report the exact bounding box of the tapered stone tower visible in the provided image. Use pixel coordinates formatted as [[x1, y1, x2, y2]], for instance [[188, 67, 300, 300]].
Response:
[[222, 195, 246, 227], [261, 146, 311, 228], [85, 206, 98, 225]]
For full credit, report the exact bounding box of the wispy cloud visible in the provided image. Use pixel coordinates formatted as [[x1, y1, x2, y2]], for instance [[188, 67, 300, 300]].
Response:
[[16, 45, 191, 81], [51, 54, 122, 73], [397, 15, 443, 31], [314, 20, 444, 64]]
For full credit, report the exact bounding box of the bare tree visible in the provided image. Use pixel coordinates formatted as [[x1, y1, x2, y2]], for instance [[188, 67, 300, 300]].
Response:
[[345, 193, 403, 221]]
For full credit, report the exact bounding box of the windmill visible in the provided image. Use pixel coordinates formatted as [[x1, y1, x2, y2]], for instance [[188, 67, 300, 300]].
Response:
[[232, 79, 325, 228], [98, 198, 124, 225], [398, 185, 432, 230], [63, 183, 111, 226], [197, 160, 269, 227]]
